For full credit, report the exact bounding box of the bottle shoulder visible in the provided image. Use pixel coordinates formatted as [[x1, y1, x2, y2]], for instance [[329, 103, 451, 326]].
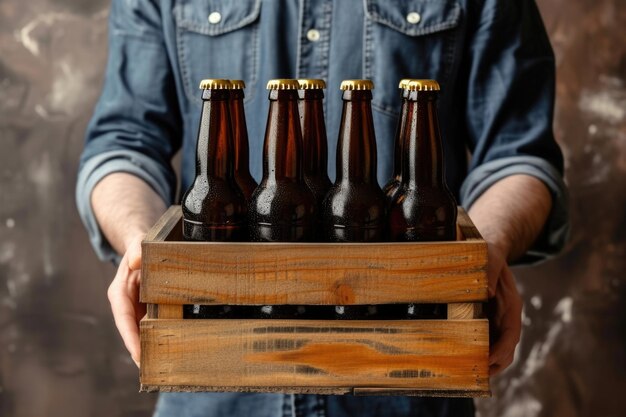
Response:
[[182, 177, 247, 218], [249, 180, 316, 220]]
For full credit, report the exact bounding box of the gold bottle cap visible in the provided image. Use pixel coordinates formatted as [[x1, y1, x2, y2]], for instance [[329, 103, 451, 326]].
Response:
[[406, 79, 440, 91], [199, 79, 232, 90], [340, 79, 374, 91], [398, 79, 412, 89], [297, 79, 326, 89], [230, 79, 246, 89], [266, 79, 300, 90]]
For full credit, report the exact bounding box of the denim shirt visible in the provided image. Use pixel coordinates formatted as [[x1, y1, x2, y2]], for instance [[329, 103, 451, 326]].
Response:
[[77, 0, 568, 264]]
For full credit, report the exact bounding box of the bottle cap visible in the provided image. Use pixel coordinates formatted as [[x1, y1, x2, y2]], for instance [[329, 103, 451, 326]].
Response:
[[406, 79, 440, 91], [230, 80, 246, 89], [266, 79, 300, 90], [340, 79, 374, 91], [297, 79, 326, 89], [198, 79, 232, 90], [398, 79, 412, 89]]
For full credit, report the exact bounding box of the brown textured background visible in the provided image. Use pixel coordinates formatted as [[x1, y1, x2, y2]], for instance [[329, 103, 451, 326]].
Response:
[[0, 0, 624, 416]]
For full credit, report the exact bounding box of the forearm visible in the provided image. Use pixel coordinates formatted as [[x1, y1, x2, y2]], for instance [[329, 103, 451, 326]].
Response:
[[468, 174, 552, 262], [91, 172, 167, 255]]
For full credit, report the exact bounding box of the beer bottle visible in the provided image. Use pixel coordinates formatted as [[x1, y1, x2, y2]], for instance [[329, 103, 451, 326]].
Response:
[[229, 80, 258, 201], [322, 79, 386, 320], [248, 79, 318, 319], [182, 79, 247, 241], [248, 79, 316, 242], [388, 80, 457, 242], [297, 79, 331, 207], [322, 79, 386, 242], [382, 79, 411, 204]]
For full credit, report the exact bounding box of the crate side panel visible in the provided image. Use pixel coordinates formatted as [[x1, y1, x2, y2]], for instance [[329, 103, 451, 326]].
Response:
[[140, 319, 489, 392], [456, 209, 484, 241], [141, 241, 487, 305], [145, 206, 182, 242], [139, 385, 490, 397]]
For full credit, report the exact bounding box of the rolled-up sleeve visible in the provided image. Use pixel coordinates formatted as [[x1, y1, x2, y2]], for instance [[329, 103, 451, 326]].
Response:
[[76, 0, 182, 262], [458, 0, 569, 262]]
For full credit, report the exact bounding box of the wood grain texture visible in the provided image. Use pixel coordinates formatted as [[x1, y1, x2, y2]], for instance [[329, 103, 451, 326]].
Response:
[[448, 303, 484, 320], [146, 304, 158, 319], [139, 385, 490, 398], [140, 318, 489, 394], [456, 209, 484, 241], [157, 304, 183, 319], [144, 206, 181, 242], [140, 207, 488, 305]]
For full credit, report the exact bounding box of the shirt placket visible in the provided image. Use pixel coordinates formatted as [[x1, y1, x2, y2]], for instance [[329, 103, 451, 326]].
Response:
[[296, 0, 333, 84]]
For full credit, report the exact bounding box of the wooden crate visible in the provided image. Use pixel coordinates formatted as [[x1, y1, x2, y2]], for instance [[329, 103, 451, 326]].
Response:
[[140, 206, 489, 397]]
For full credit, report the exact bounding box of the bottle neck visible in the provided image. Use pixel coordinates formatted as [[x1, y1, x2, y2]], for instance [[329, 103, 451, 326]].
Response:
[[262, 89, 304, 182], [392, 89, 409, 180], [195, 89, 233, 180], [299, 90, 328, 178], [229, 91, 251, 174], [402, 91, 445, 187], [336, 90, 378, 184]]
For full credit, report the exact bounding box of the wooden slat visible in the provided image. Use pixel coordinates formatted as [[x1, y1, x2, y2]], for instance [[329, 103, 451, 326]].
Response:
[[140, 318, 489, 394], [146, 304, 158, 319], [352, 388, 490, 398], [456, 209, 483, 241], [141, 207, 487, 305], [141, 240, 487, 304], [144, 206, 181, 242], [140, 385, 352, 394], [157, 304, 183, 319], [139, 385, 489, 398], [448, 303, 484, 320]]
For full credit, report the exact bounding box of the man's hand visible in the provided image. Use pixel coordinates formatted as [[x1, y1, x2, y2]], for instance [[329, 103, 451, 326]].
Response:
[[92, 173, 167, 367], [468, 174, 552, 375], [485, 242, 522, 375], [107, 234, 145, 367]]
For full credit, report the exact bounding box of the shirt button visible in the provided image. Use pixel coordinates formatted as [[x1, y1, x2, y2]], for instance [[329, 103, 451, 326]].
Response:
[[406, 12, 421, 24], [306, 29, 321, 42], [208, 12, 222, 24]]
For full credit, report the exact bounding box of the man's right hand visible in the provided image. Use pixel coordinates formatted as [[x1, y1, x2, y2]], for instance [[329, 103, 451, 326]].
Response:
[[91, 173, 167, 367], [107, 234, 145, 368]]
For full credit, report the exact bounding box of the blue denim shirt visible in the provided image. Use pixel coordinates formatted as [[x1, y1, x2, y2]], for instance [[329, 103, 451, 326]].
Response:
[[77, 0, 568, 264], [76, 2, 568, 415]]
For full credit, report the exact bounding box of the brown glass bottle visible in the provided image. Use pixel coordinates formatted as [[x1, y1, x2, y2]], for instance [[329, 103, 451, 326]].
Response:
[[382, 79, 411, 204], [322, 80, 386, 321], [182, 79, 247, 241], [248, 79, 316, 242], [388, 80, 457, 242], [229, 80, 258, 201], [297, 79, 331, 207], [322, 80, 386, 242]]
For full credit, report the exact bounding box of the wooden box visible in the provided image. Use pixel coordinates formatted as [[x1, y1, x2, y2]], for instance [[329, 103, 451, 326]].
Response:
[[140, 206, 489, 397]]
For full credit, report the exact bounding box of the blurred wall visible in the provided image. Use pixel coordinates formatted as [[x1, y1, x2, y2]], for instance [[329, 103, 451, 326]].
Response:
[[0, 1, 624, 417]]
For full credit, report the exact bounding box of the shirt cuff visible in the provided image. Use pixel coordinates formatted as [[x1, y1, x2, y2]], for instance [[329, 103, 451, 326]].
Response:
[[75, 150, 173, 264], [459, 155, 569, 264]]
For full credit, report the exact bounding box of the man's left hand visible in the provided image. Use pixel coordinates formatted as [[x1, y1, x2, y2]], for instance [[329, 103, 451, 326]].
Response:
[[486, 242, 523, 375]]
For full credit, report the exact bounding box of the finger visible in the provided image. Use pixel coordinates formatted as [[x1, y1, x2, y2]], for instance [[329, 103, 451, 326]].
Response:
[[486, 256, 498, 298], [490, 350, 515, 376], [109, 283, 142, 367], [486, 243, 506, 298], [489, 317, 520, 365], [502, 269, 523, 314], [127, 238, 143, 271]]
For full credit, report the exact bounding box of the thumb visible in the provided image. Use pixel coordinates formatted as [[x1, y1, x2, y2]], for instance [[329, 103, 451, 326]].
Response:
[[126, 235, 144, 271], [486, 242, 507, 298]]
